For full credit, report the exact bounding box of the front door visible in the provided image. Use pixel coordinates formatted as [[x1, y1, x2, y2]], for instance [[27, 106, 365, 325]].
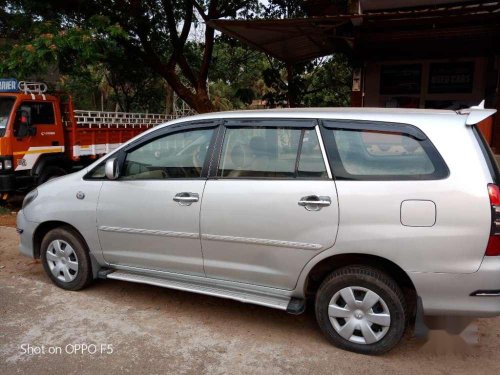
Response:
[[12, 100, 63, 172], [200, 120, 339, 290], [97, 124, 217, 276]]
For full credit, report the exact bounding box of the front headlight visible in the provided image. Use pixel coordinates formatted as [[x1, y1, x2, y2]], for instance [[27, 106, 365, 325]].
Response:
[[22, 189, 38, 209], [0, 157, 13, 171]]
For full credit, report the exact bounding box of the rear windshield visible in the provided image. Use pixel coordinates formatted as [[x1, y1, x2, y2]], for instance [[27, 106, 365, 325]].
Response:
[[0, 97, 15, 137], [473, 126, 500, 184]]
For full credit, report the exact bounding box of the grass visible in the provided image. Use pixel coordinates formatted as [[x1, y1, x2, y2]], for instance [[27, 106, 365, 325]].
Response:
[[0, 205, 10, 215]]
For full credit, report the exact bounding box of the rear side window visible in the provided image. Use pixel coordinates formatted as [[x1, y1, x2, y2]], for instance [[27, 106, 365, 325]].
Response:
[[218, 126, 328, 179], [219, 127, 301, 178], [322, 120, 448, 180], [298, 129, 328, 178]]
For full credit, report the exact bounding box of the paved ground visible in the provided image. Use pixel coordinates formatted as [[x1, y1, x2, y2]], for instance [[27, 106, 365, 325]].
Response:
[[1, 226, 500, 375]]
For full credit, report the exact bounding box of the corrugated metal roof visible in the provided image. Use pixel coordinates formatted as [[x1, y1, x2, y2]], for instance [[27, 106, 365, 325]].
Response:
[[210, 1, 500, 63]]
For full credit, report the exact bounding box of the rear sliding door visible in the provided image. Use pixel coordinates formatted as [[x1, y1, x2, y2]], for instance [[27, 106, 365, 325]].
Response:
[[200, 119, 339, 290]]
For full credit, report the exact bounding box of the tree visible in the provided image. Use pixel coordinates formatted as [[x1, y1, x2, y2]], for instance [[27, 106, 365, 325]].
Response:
[[258, 1, 351, 108], [0, 0, 351, 112], [208, 35, 270, 110], [0, 0, 261, 113]]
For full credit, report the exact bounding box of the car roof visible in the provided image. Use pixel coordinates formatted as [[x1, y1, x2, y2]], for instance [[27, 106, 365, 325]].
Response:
[[207, 107, 456, 116], [160, 107, 465, 130]]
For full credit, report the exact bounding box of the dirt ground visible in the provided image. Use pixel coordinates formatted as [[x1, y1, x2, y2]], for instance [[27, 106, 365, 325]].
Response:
[[0, 213, 16, 227], [1, 226, 500, 375]]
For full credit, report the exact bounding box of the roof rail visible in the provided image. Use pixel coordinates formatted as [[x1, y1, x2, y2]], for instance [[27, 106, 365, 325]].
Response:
[[458, 100, 497, 125], [18, 81, 48, 96]]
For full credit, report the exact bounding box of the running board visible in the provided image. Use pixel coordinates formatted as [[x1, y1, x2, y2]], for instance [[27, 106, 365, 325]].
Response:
[[105, 270, 299, 312]]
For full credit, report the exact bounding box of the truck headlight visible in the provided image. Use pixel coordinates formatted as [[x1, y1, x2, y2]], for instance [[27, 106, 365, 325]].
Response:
[[22, 189, 38, 209], [0, 157, 13, 170]]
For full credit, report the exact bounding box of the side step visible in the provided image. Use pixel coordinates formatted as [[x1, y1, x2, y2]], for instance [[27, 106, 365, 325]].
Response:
[[105, 270, 301, 312]]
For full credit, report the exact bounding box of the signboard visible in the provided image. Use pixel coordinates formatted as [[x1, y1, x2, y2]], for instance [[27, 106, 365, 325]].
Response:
[[380, 64, 422, 95], [0, 78, 19, 92], [428, 62, 474, 94]]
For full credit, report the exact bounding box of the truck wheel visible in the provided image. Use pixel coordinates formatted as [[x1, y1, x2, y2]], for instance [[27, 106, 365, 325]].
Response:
[[40, 227, 93, 291], [38, 166, 66, 184], [315, 265, 406, 355]]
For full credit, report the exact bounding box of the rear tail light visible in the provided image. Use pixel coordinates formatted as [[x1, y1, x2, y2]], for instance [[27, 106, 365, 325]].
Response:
[[485, 184, 500, 256]]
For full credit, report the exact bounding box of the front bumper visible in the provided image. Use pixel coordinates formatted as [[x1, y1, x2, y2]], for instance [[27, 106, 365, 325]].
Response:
[[16, 210, 38, 259], [0, 172, 35, 194], [410, 256, 500, 317], [0, 173, 16, 193]]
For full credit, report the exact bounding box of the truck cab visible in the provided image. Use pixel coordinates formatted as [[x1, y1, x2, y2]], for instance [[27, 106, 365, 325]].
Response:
[[0, 81, 67, 199]]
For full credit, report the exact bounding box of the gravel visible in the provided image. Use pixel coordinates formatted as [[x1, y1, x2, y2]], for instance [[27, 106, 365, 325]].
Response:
[[1, 226, 500, 375]]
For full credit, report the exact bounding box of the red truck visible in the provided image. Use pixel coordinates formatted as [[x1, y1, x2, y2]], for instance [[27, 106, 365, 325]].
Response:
[[0, 79, 181, 202]]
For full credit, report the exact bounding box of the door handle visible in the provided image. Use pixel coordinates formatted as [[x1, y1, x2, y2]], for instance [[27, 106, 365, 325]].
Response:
[[173, 192, 199, 206], [298, 195, 331, 211]]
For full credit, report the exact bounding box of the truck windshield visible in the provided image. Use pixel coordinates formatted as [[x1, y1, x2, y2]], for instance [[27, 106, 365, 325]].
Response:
[[0, 97, 15, 137]]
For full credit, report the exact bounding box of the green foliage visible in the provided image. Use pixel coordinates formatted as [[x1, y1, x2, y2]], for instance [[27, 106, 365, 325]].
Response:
[[0, 0, 352, 112], [0, 7, 168, 112], [208, 36, 271, 110], [261, 0, 306, 18], [261, 55, 351, 108], [302, 55, 352, 107]]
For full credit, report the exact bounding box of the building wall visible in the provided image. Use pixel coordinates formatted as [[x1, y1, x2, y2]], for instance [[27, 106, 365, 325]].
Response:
[[363, 57, 488, 109]]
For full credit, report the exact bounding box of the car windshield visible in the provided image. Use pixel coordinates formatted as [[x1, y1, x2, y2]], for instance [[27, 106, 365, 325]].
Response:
[[0, 97, 15, 137]]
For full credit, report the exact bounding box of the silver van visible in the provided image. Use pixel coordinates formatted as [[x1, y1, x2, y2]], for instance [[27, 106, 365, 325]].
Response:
[[17, 106, 500, 354]]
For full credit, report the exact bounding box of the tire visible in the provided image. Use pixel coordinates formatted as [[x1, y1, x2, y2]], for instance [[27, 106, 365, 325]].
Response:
[[315, 265, 406, 355], [40, 227, 93, 291], [38, 166, 66, 184]]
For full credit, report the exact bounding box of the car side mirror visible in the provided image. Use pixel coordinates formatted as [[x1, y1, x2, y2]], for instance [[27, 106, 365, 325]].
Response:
[[105, 158, 120, 180]]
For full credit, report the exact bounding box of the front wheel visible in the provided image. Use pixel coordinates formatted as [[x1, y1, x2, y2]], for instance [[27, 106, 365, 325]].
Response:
[[40, 227, 93, 291], [315, 265, 407, 355]]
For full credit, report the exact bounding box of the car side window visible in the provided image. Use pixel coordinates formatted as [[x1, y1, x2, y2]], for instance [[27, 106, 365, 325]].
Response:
[[322, 121, 448, 180], [87, 162, 106, 179], [121, 128, 214, 180], [22, 101, 55, 125], [219, 127, 300, 178], [218, 126, 328, 179], [297, 129, 328, 178]]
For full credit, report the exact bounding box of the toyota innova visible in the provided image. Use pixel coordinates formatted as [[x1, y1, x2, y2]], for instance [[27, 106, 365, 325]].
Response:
[[17, 106, 500, 354]]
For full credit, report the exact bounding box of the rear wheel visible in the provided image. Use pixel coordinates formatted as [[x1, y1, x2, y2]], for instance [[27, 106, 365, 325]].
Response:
[[315, 265, 406, 355], [40, 227, 93, 291]]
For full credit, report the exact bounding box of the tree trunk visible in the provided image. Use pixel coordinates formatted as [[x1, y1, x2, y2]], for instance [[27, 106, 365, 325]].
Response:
[[286, 64, 297, 108], [193, 88, 213, 113], [161, 66, 214, 114], [165, 82, 174, 115]]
